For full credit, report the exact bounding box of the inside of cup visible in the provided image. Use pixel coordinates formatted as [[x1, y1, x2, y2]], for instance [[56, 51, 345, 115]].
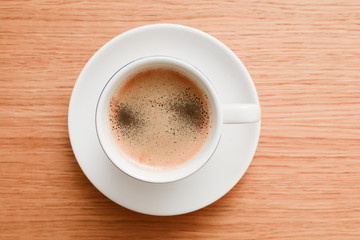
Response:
[[96, 56, 222, 183]]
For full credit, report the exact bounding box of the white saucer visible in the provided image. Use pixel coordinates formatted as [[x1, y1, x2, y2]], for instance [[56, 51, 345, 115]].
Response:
[[68, 24, 260, 216]]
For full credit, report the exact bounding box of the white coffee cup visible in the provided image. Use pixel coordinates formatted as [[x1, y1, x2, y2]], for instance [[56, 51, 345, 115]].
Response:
[[96, 56, 260, 183]]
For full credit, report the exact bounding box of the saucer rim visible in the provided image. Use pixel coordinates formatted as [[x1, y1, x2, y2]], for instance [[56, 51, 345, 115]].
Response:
[[68, 23, 261, 216]]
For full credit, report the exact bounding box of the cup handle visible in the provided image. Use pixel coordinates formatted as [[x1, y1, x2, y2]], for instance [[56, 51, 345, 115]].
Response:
[[223, 104, 261, 124]]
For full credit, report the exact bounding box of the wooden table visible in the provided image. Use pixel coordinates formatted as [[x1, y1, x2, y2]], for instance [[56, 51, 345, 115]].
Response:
[[1, 0, 359, 239]]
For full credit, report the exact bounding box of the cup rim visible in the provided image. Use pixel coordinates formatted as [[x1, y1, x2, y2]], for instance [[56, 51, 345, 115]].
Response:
[[95, 55, 223, 183]]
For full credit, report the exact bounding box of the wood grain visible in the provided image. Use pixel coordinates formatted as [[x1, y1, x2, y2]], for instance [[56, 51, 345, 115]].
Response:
[[1, 0, 360, 239]]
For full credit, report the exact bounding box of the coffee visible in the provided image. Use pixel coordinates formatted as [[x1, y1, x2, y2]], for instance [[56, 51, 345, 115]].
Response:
[[108, 67, 212, 169]]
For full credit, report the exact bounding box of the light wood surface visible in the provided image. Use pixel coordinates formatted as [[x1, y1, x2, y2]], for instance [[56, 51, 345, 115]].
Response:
[[1, 0, 360, 239]]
